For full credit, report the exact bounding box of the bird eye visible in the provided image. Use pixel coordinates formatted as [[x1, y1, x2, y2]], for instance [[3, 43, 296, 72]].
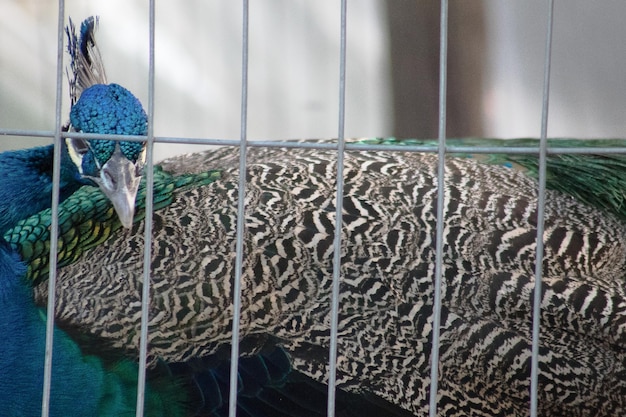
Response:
[[102, 167, 116, 188], [69, 138, 90, 155]]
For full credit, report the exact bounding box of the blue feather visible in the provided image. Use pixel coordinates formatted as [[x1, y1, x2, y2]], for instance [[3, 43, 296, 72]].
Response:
[[70, 83, 147, 138], [0, 145, 81, 234]]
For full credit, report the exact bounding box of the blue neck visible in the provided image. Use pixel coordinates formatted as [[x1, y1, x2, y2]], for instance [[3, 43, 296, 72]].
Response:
[[0, 238, 106, 416], [0, 144, 83, 234]]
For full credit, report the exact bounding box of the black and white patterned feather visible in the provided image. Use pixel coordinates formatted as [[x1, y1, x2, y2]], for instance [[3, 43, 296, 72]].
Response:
[[27, 140, 626, 416]]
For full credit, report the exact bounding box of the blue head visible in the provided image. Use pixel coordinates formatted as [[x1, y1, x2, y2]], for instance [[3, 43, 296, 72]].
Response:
[[67, 83, 147, 228]]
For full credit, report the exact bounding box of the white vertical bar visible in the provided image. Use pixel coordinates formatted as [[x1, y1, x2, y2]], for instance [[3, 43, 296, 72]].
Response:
[[41, 1, 66, 416], [529, 1, 555, 416], [135, 1, 157, 416], [327, 1, 348, 416], [228, 1, 250, 416], [428, 1, 448, 416]]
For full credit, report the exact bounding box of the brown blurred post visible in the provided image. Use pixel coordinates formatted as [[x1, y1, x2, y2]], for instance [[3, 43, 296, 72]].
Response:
[[385, 1, 486, 138]]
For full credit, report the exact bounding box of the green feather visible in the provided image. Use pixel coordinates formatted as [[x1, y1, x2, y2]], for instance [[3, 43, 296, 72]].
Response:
[[4, 166, 220, 285], [95, 360, 187, 417]]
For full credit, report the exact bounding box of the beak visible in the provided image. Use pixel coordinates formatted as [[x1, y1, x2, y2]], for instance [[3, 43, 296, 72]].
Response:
[[96, 145, 142, 228]]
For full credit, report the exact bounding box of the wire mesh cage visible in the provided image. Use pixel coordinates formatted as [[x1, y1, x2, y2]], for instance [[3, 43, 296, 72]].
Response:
[[3, 1, 626, 417]]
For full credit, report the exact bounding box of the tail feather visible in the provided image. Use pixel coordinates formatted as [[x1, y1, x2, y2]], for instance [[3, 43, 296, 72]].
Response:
[[164, 345, 414, 417]]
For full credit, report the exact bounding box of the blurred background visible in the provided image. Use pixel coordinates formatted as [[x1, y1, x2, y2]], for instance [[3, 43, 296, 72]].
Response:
[[1, 1, 625, 161]]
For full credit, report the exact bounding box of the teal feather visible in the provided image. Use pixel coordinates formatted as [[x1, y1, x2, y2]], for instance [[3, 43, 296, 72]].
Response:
[[0, 145, 81, 235]]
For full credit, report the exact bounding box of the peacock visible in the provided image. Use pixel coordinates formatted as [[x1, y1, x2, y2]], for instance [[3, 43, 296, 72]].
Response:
[[7, 136, 626, 416], [0, 16, 415, 417], [0, 16, 147, 236]]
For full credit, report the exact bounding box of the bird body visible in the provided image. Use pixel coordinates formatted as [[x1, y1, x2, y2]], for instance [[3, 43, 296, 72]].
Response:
[[10, 137, 626, 416], [5, 12, 626, 416], [1, 145, 412, 417]]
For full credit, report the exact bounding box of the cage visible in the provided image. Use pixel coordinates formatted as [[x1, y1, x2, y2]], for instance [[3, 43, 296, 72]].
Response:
[[1, 1, 626, 417]]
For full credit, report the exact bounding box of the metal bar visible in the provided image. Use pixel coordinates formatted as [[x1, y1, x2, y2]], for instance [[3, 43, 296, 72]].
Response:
[[428, 1, 449, 416], [327, 1, 348, 416], [529, 1, 555, 416], [0, 129, 57, 138], [227, 1, 250, 416], [135, 2, 157, 416], [40, 1, 66, 416], [5, 127, 626, 155]]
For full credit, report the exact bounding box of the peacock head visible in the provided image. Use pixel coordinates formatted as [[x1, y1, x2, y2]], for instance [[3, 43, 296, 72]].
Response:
[[67, 83, 147, 228]]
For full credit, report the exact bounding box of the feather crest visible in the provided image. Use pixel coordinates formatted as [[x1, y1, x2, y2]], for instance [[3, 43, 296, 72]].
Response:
[[65, 16, 107, 105]]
